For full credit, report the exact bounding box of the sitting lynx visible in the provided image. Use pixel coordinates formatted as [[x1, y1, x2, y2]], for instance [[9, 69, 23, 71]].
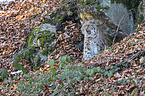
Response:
[[81, 19, 106, 61]]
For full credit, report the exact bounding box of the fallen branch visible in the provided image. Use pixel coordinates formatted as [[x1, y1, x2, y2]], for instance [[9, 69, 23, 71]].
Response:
[[84, 50, 145, 67], [112, 9, 135, 45]]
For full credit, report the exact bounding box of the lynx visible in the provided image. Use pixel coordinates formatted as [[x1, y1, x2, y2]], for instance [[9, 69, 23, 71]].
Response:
[[81, 19, 106, 61]]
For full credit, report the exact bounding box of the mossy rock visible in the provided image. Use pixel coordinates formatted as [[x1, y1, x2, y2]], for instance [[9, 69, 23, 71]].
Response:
[[13, 23, 57, 69], [27, 23, 57, 54], [27, 23, 57, 65]]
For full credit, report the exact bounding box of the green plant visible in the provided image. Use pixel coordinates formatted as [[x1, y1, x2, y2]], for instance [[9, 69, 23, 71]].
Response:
[[0, 68, 8, 80], [16, 56, 120, 95], [12, 46, 34, 74]]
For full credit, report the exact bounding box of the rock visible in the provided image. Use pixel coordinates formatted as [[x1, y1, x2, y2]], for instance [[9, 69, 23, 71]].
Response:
[[27, 23, 57, 65], [13, 23, 57, 67], [78, 0, 135, 60], [104, 2, 134, 34]]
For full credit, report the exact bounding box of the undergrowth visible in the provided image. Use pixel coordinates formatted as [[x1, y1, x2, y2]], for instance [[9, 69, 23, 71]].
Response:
[[9, 56, 122, 95]]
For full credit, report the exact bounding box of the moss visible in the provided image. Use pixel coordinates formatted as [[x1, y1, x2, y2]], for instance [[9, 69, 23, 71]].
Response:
[[13, 24, 57, 70], [77, 0, 94, 5], [27, 28, 41, 47]]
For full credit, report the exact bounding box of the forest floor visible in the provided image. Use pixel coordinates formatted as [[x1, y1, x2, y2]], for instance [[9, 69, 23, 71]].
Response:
[[0, 0, 145, 95]]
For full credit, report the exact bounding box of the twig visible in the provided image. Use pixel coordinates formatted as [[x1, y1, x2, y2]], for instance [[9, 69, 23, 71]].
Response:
[[101, 55, 129, 58], [70, 85, 76, 93], [112, 9, 134, 45], [125, 50, 145, 63], [84, 55, 126, 66], [84, 51, 143, 67], [52, 85, 68, 96], [116, 50, 145, 66], [84, 60, 108, 67]]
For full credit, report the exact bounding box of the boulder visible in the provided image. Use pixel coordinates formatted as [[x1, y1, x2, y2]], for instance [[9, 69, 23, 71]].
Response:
[[13, 23, 57, 68], [78, 0, 135, 60], [27, 23, 57, 65]]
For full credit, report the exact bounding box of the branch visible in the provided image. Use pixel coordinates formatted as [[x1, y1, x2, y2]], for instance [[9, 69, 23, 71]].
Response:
[[84, 50, 145, 67], [112, 9, 135, 45]]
